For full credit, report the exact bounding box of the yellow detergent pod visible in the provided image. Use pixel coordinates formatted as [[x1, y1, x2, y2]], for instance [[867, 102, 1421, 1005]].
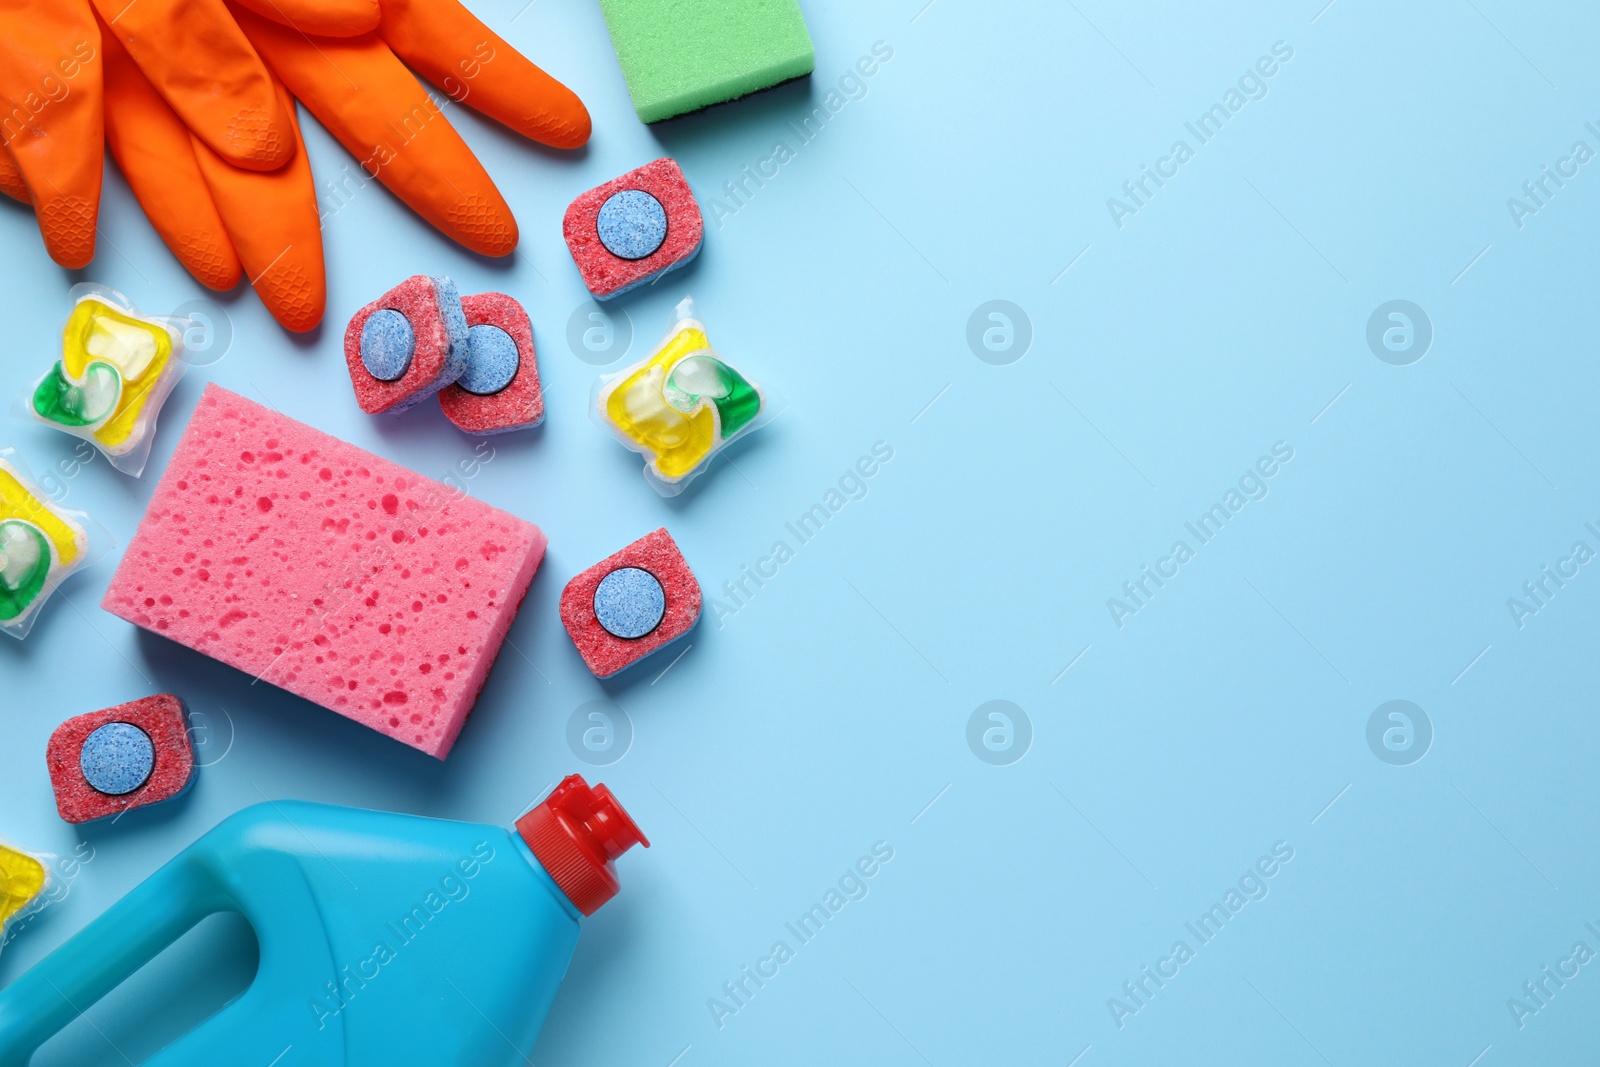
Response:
[[0, 462, 82, 568], [30, 286, 186, 475], [603, 324, 719, 480], [0, 458, 89, 638], [597, 299, 765, 494], [0, 844, 47, 926]]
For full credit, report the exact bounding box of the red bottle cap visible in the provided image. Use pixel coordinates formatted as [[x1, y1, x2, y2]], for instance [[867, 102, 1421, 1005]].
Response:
[[516, 775, 649, 916]]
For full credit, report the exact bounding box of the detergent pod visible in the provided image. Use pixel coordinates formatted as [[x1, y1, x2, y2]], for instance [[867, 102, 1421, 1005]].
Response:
[[0, 448, 110, 640], [593, 297, 770, 496], [25, 284, 192, 477], [0, 838, 54, 960]]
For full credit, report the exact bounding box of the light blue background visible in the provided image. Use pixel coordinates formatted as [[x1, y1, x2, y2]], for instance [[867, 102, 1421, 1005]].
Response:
[[2, 0, 1597, 1063]]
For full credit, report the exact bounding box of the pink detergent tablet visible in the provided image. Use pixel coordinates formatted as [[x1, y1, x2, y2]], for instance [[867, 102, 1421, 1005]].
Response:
[[559, 528, 700, 678], [438, 292, 545, 435], [101, 385, 547, 758], [343, 275, 469, 414], [563, 158, 703, 300], [46, 694, 195, 824]]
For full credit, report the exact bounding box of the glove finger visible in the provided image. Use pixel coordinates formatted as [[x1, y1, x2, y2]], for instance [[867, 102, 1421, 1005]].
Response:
[[234, 7, 517, 256], [0, 145, 30, 204], [229, 0, 380, 38], [193, 81, 326, 331], [378, 0, 589, 149], [0, 2, 103, 267], [102, 26, 243, 291], [90, 0, 293, 170]]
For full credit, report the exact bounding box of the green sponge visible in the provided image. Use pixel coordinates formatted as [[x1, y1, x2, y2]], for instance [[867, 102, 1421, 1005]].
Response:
[[597, 0, 816, 123]]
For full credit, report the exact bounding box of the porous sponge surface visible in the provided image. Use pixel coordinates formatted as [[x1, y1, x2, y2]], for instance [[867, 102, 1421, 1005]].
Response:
[[101, 385, 547, 758], [598, 0, 816, 122]]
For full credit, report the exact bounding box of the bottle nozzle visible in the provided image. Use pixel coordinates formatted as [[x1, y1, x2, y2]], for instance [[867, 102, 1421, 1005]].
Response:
[[516, 775, 648, 916]]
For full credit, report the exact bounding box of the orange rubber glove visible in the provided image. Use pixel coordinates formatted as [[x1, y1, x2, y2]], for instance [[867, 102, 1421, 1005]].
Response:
[[0, 138, 32, 205], [101, 25, 326, 330], [375, 0, 591, 150], [0, 0, 313, 267], [232, 0, 592, 257], [0, 0, 104, 268], [88, 0, 296, 172], [99, 28, 244, 293], [190, 82, 326, 333], [2, 0, 588, 324]]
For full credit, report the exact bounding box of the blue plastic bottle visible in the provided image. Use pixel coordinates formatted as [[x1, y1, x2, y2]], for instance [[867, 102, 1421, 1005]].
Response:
[[0, 774, 647, 1066]]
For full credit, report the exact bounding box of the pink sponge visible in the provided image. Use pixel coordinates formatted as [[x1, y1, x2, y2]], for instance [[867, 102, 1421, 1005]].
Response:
[[563, 158, 703, 300], [559, 528, 700, 678], [343, 275, 470, 414], [101, 385, 547, 758], [438, 292, 545, 435], [46, 694, 195, 824]]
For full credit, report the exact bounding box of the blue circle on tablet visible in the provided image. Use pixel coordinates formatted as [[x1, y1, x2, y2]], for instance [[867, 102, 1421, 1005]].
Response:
[[459, 325, 520, 396], [80, 722, 155, 796], [361, 309, 415, 382], [593, 567, 665, 639], [597, 190, 668, 261]]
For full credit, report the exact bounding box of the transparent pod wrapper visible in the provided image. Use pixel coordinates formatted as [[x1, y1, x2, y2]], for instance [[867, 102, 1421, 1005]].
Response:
[[20, 283, 193, 478], [591, 297, 773, 497], [0, 838, 57, 961], [0, 447, 113, 640]]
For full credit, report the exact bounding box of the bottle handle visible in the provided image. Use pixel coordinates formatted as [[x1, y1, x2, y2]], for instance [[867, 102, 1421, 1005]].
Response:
[[0, 805, 341, 1067], [0, 851, 221, 1067]]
